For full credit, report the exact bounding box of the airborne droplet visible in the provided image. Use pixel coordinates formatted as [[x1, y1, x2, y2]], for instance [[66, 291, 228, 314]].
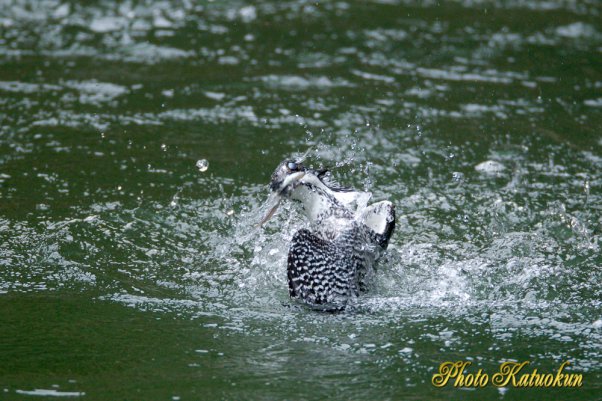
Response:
[[196, 159, 209, 172]]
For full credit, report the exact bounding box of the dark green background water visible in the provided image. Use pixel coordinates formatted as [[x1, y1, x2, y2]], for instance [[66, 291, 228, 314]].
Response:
[[1, 0, 601, 400]]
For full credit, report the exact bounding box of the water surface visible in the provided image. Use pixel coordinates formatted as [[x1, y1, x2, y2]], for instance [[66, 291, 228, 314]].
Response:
[[1, 0, 601, 399]]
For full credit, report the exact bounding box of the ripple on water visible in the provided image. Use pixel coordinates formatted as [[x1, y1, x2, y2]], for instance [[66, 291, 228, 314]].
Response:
[[256, 74, 355, 90], [15, 389, 85, 397]]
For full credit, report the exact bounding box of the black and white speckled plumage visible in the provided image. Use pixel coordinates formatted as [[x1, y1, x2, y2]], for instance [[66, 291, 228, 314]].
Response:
[[261, 160, 395, 310]]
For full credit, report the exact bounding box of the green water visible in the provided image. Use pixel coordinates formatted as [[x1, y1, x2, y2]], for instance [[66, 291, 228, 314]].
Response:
[[1, 0, 601, 400]]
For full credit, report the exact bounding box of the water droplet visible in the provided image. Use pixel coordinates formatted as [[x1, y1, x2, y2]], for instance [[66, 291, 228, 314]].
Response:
[[452, 172, 464, 181], [196, 159, 209, 172], [36, 203, 49, 211]]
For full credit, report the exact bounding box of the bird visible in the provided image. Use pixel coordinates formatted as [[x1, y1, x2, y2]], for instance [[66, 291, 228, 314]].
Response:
[[259, 159, 395, 310]]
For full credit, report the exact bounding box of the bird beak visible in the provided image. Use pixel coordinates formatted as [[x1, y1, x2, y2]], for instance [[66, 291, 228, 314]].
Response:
[[258, 171, 305, 227]]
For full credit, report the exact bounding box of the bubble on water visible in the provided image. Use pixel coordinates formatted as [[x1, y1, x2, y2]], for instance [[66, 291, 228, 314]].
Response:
[[161, 143, 167, 151], [196, 159, 209, 172], [475, 160, 505, 174]]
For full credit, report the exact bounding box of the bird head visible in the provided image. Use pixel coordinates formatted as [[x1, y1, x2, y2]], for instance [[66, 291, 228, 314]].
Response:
[[259, 160, 306, 226]]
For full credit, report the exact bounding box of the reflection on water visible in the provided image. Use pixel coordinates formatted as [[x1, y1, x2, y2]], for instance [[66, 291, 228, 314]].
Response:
[[0, 0, 601, 399]]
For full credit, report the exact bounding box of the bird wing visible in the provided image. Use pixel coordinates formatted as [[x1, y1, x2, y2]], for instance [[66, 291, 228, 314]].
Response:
[[287, 229, 359, 309], [356, 201, 395, 249]]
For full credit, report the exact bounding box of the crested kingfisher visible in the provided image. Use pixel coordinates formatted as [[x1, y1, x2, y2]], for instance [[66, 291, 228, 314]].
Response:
[[259, 159, 395, 310]]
